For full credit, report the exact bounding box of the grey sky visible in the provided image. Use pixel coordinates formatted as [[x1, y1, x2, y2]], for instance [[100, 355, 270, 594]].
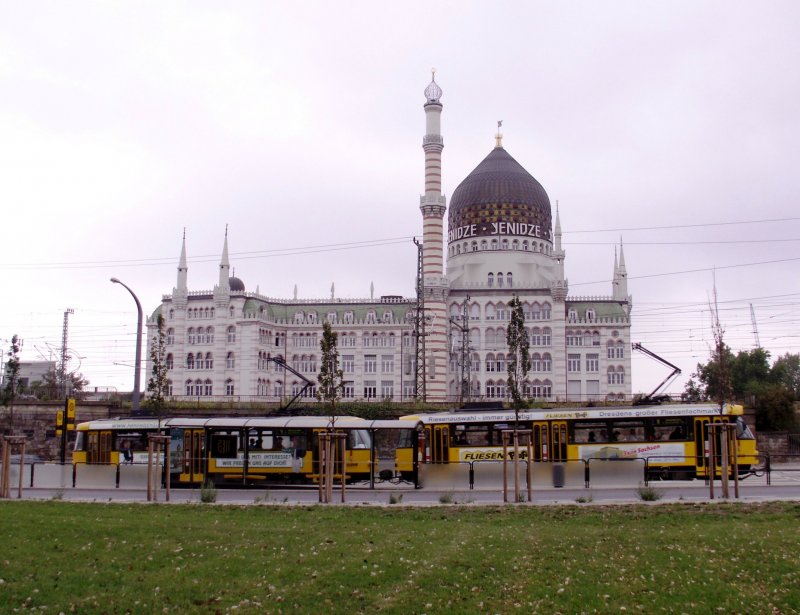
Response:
[[1, 2, 798, 395]]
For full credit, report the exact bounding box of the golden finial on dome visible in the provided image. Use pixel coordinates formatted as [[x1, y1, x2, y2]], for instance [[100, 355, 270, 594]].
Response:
[[495, 120, 503, 148]]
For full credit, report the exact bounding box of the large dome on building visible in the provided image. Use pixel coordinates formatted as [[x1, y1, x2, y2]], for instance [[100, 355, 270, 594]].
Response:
[[447, 146, 552, 244]]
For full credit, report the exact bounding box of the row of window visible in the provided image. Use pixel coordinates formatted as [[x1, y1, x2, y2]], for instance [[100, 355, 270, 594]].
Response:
[[293, 310, 403, 326], [450, 301, 553, 322], [168, 305, 237, 320], [449, 238, 551, 256], [458, 327, 554, 348]]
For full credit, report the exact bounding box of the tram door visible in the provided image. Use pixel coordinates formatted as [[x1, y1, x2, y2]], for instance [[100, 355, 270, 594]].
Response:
[[550, 421, 568, 462], [694, 417, 735, 478], [532, 421, 568, 462], [181, 429, 205, 484], [425, 425, 450, 463], [87, 430, 111, 464]]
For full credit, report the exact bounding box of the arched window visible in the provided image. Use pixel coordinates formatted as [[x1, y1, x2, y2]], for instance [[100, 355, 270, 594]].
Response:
[[187, 327, 195, 345], [501, 239, 509, 250], [229, 306, 235, 317], [497, 273, 504, 288], [185, 379, 193, 396], [204, 379, 213, 396], [166, 380, 173, 397], [530, 327, 541, 346], [485, 303, 496, 320], [607, 366, 616, 385], [511, 239, 519, 251], [531, 353, 541, 372], [207, 327, 214, 343], [496, 353, 506, 372], [470, 303, 480, 320], [487, 273, 494, 287], [542, 353, 552, 371], [522, 241, 529, 251], [166, 354, 174, 370], [485, 328, 496, 347], [226, 352, 235, 369], [186, 354, 194, 370], [225, 379, 235, 396], [470, 328, 480, 349], [542, 327, 552, 346], [168, 309, 174, 320], [227, 326, 236, 343], [195, 379, 203, 395], [166, 328, 175, 345], [542, 303, 551, 319], [507, 272, 513, 288], [480, 240, 488, 250], [471, 241, 478, 252], [485, 353, 496, 373], [205, 352, 213, 369], [491, 238, 498, 250], [456, 244, 462, 254]]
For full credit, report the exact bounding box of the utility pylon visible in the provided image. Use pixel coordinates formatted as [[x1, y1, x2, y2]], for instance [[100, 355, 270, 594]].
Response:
[[413, 238, 427, 401], [61, 309, 74, 398]]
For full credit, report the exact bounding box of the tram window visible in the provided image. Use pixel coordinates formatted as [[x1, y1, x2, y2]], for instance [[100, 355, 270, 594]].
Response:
[[116, 431, 150, 453], [349, 430, 371, 449], [451, 426, 490, 446], [611, 421, 645, 442], [736, 417, 755, 439], [652, 418, 689, 441], [210, 433, 239, 458], [573, 421, 608, 443]]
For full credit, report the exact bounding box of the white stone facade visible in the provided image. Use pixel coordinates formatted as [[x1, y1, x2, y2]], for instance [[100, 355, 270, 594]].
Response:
[[147, 76, 632, 404]]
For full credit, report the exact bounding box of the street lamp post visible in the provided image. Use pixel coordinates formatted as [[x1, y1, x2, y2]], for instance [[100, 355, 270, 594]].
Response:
[[111, 277, 143, 415]]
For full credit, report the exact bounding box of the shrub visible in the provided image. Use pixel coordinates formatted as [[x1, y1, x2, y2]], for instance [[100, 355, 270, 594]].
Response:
[[389, 493, 403, 505], [200, 480, 217, 503], [439, 491, 454, 504], [636, 484, 663, 502]]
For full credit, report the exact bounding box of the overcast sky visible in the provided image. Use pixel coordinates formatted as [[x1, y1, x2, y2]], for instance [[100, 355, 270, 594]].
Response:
[[1, 1, 799, 397]]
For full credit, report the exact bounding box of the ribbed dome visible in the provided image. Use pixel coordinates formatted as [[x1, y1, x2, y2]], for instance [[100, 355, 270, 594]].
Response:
[[229, 276, 245, 292], [448, 147, 552, 243]]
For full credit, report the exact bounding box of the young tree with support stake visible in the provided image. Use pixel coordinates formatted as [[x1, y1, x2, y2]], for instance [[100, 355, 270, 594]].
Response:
[[146, 314, 169, 419], [316, 321, 345, 502], [505, 296, 531, 501], [1, 335, 21, 429]]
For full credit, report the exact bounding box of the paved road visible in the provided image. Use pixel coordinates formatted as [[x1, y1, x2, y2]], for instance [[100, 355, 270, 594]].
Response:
[[10, 467, 799, 506]]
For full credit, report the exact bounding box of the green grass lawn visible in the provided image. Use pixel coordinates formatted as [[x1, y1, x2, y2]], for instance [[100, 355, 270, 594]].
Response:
[[1, 501, 798, 614]]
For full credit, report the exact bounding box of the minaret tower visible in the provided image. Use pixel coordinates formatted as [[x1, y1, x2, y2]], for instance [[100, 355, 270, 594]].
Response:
[[173, 229, 189, 309], [551, 203, 568, 300], [419, 71, 449, 401], [214, 226, 231, 306]]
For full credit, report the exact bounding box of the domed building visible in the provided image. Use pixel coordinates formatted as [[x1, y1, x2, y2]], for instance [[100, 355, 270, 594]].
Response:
[[148, 75, 632, 404]]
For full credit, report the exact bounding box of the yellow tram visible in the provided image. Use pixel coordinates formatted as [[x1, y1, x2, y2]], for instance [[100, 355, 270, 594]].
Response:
[[73, 416, 421, 486], [402, 403, 759, 480]]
